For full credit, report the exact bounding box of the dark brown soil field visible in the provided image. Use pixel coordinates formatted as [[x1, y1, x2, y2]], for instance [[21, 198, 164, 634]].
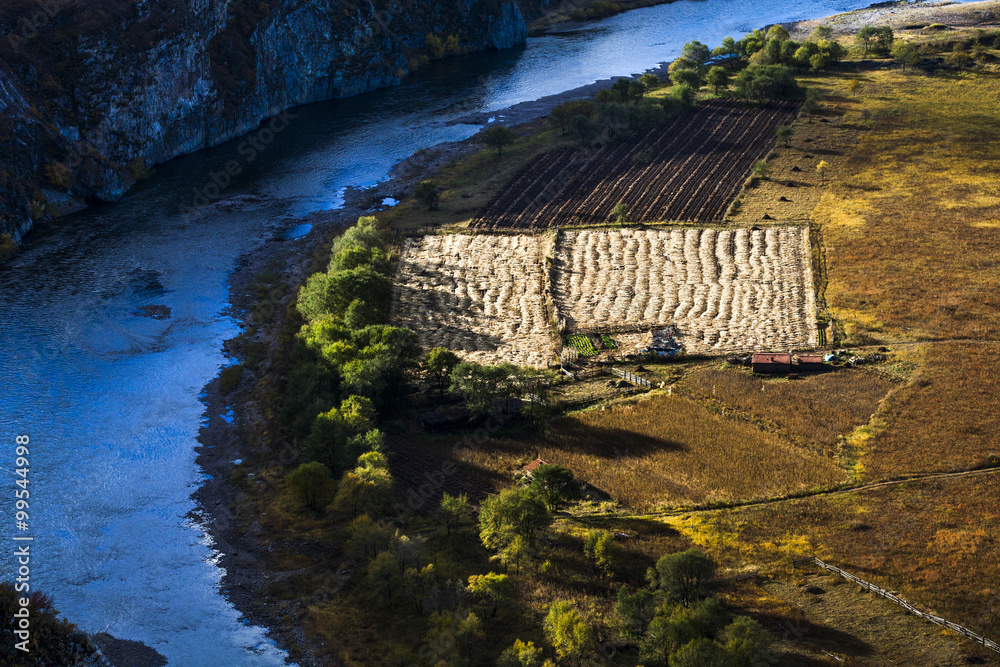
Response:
[[473, 99, 800, 228]]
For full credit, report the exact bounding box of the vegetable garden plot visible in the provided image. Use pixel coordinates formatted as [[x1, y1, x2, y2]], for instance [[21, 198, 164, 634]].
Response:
[[474, 99, 800, 228], [390, 234, 557, 368], [552, 228, 818, 355]]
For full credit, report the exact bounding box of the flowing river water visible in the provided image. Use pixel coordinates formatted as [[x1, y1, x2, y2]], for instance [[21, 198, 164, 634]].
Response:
[[0, 0, 939, 663]]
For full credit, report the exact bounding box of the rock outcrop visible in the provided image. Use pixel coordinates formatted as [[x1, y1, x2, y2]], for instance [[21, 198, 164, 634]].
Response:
[[0, 0, 527, 242]]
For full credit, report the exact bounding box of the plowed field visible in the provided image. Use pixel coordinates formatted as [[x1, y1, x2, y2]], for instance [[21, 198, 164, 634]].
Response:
[[474, 99, 800, 228]]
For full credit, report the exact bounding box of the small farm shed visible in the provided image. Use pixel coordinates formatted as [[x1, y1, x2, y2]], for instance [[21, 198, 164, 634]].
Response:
[[752, 352, 792, 373], [523, 458, 549, 478], [796, 354, 825, 371]]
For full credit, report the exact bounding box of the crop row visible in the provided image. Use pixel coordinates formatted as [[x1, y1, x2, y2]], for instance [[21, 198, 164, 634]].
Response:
[[474, 99, 799, 228]]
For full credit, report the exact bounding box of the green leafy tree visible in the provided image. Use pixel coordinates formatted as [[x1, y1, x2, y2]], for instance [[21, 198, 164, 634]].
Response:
[[810, 25, 833, 40], [543, 600, 595, 663], [670, 83, 697, 109], [479, 487, 551, 571], [639, 72, 660, 90], [856, 25, 894, 56], [285, 461, 336, 511], [424, 609, 484, 665], [497, 639, 549, 667], [681, 40, 712, 67], [712, 36, 742, 69], [466, 572, 514, 617], [669, 637, 730, 667], [549, 100, 594, 135], [570, 113, 599, 147], [732, 65, 800, 104], [481, 125, 516, 156], [347, 515, 397, 561], [612, 202, 628, 224], [649, 549, 716, 605], [614, 586, 657, 639], [892, 40, 921, 72], [438, 492, 471, 535], [722, 616, 772, 666], [752, 159, 770, 178], [705, 66, 729, 93], [776, 124, 792, 147], [530, 464, 580, 510], [425, 347, 461, 396], [670, 67, 703, 90], [416, 179, 440, 210], [765, 25, 790, 42], [583, 529, 621, 574]]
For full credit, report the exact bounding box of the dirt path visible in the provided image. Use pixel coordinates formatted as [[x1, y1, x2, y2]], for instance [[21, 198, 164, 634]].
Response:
[[627, 464, 1000, 518]]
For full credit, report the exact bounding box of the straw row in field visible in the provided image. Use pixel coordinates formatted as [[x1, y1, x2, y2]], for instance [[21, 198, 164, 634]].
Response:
[[389, 234, 557, 368], [553, 227, 818, 355]]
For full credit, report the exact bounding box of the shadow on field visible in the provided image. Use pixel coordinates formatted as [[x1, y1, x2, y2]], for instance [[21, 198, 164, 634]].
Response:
[[549, 417, 688, 458]]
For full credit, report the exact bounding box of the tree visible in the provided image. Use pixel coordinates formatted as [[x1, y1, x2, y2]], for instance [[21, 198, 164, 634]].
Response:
[[681, 41, 712, 68], [649, 549, 716, 604], [776, 124, 792, 147], [816, 159, 829, 184], [530, 464, 580, 510], [669, 68, 702, 90], [479, 487, 551, 571], [612, 202, 628, 225], [481, 125, 516, 156], [639, 72, 660, 90], [810, 25, 833, 41], [425, 347, 460, 396], [303, 395, 378, 472], [285, 461, 335, 511], [892, 40, 921, 72], [570, 113, 598, 147], [732, 65, 799, 104], [549, 100, 593, 135], [639, 598, 729, 666], [466, 572, 514, 617], [712, 36, 742, 70], [752, 159, 770, 178], [614, 586, 657, 639], [543, 600, 595, 662], [669, 637, 730, 667], [705, 66, 729, 93], [765, 25, 790, 42], [423, 609, 484, 664], [497, 639, 548, 667], [856, 25, 893, 56], [415, 179, 439, 210], [438, 492, 471, 535], [722, 616, 771, 666], [584, 530, 621, 575]]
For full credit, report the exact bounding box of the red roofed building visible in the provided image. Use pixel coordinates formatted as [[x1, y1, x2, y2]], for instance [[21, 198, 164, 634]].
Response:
[[523, 458, 549, 477], [752, 352, 792, 374], [796, 354, 825, 371]]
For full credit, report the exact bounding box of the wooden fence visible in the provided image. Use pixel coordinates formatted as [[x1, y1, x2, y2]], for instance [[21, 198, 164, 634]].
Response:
[[793, 557, 1000, 653], [611, 367, 652, 389]]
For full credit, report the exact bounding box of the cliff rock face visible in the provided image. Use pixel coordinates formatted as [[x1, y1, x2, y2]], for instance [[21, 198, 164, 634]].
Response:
[[0, 0, 527, 242]]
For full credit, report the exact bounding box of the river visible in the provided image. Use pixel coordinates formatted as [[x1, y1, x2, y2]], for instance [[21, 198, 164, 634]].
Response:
[[0, 0, 935, 664]]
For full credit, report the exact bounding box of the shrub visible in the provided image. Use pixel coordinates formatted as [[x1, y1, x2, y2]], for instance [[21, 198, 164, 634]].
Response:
[[285, 461, 335, 511], [648, 548, 716, 604], [583, 529, 621, 574], [415, 179, 439, 210], [543, 600, 595, 662], [732, 64, 800, 104]]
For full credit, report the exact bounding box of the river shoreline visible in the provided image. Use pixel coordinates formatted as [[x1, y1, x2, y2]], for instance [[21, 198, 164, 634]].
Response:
[[192, 0, 999, 663]]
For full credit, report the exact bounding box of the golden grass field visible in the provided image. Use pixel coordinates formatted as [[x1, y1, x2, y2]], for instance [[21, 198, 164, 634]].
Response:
[[675, 366, 898, 457], [463, 393, 845, 510]]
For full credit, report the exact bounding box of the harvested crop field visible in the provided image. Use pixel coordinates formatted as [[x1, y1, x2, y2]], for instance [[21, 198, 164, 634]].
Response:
[[553, 228, 818, 355], [390, 234, 557, 368], [473, 99, 799, 228]]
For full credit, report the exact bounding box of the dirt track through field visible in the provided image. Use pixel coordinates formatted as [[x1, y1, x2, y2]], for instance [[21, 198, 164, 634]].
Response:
[[554, 227, 818, 355]]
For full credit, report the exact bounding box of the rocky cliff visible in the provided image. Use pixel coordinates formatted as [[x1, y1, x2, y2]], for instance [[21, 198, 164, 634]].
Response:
[[0, 0, 527, 245]]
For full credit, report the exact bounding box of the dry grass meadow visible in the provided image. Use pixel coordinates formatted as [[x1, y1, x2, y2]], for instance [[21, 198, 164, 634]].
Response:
[[676, 366, 898, 457], [463, 393, 845, 510]]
